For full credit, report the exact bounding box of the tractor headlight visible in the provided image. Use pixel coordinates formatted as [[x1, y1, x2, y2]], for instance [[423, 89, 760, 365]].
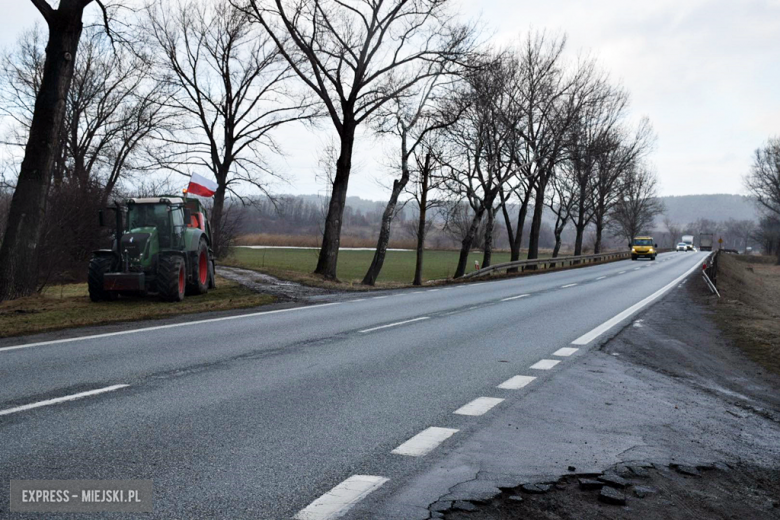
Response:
[[631, 248, 637, 253]]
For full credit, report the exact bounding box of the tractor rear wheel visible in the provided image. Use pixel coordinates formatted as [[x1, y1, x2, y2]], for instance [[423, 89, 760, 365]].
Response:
[[158, 255, 186, 302], [188, 238, 210, 295], [208, 258, 216, 289], [88, 256, 118, 302]]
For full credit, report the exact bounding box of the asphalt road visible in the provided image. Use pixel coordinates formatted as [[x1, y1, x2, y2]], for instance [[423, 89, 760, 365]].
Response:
[[0, 251, 709, 519]]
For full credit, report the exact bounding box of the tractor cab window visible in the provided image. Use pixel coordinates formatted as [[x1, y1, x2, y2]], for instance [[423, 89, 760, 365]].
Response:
[[128, 204, 169, 231], [633, 238, 653, 246], [171, 207, 185, 248]]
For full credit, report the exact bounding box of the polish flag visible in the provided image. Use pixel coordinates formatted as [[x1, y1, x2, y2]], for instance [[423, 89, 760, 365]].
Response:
[[186, 173, 218, 197]]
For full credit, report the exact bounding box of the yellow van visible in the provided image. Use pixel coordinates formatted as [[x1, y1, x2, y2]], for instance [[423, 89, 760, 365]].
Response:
[[631, 236, 657, 261]]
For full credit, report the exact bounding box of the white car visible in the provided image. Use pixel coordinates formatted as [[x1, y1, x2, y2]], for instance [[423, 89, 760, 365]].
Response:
[[676, 242, 688, 252]]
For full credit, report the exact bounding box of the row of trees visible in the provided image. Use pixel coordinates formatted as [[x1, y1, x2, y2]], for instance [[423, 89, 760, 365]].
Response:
[[745, 137, 780, 263], [0, 0, 664, 299]]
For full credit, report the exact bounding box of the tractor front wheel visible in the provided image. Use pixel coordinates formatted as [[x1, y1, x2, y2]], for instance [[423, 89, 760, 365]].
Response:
[[88, 256, 118, 302], [158, 255, 186, 302]]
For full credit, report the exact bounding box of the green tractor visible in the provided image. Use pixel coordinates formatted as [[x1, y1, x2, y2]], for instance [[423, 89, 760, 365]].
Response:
[[88, 196, 216, 302]]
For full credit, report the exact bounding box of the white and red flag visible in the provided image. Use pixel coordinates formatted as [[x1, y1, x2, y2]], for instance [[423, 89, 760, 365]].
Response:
[[186, 173, 218, 197]]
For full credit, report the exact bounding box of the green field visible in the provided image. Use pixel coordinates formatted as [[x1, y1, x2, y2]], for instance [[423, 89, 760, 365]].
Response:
[[225, 247, 530, 285]]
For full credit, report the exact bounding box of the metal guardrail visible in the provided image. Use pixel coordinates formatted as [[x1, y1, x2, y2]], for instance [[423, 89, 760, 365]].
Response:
[[461, 250, 637, 279]]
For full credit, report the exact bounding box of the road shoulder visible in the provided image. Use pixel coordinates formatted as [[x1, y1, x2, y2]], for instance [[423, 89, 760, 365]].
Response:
[[352, 272, 780, 519]]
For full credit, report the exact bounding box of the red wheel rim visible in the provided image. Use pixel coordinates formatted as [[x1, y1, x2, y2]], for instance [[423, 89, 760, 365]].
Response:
[[178, 264, 185, 294], [199, 250, 208, 285]]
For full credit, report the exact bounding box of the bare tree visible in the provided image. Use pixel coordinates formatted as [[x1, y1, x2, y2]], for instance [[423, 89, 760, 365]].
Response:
[[408, 145, 446, 285], [0, 0, 111, 301], [362, 74, 458, 285], [608, 164, 664, 245], [510, 33, 605, 261], [546, 166, 575, 257], [242, 0, 472, 279], [590, 118, 654, 253], [662, 217, 681, 249], [564, 82, 628, 256], [744, 138, 780, 263], [2, 24, 169, 201], [439, 54, 519, 277], [753, 215, 780, 258], [146, 0, 312, 257]]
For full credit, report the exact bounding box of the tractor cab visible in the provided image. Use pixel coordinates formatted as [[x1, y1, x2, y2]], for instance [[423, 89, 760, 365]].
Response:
[[124, 198, 187, 259]]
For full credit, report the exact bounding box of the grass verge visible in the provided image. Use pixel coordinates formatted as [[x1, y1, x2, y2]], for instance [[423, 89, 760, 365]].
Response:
[[0, 276, 275, 339], [714, 253, 780, 375], [222, 247, 545, 287]]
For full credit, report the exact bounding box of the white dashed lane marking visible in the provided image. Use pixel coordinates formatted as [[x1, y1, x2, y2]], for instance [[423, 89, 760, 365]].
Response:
[[572, 256, 708, 345], [497, 375, 537, 390], [391, 427, 459, 457], [294, 475, 389, 520], [553, 347, 579, 357], [501, 294, 530, 302], [453, 397, 504, 416], [0, 384, 129, 417], [561, 283, 578, 288], [530, 359, 560, 370], [359, 317, 429, 333], [596, 276, 607, 280]]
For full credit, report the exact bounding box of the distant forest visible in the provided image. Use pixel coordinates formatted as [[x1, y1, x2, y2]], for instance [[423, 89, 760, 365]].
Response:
[[230, 193, 762, 252]]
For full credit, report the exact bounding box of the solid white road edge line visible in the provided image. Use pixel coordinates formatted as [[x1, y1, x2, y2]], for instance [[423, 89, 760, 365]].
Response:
[[530, 359, 560, 370], [391, 427, 459, 457], [497, 375, 537, 390], [501, 294, 530, 302], [359, 317, 430, 333], [372, 296, 389, 300], [454, 397, 504, 416], [0, 384, 129, 417], [553, 347, 579, 357], [294, 475, 389, 520], [0, 302, 343, 354], [572, 256, 707, 346]]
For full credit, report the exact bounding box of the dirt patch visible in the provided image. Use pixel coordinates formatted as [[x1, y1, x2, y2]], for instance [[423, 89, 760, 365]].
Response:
[[444, 463, 780, 520], [216, 266, 332, 300], [714, 253, 780, 375]]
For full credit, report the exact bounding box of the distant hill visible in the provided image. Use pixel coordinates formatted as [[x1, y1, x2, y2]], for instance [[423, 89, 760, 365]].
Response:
[[658, 194, 759, 225]]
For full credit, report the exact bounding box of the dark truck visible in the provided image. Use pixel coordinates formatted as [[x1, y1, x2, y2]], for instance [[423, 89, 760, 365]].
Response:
[[700, 233, 714, 251]]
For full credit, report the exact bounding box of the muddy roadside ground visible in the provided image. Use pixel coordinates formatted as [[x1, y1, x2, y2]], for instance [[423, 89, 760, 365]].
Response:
[[442, 257, 780, 520], [712, 253, 780, 376]]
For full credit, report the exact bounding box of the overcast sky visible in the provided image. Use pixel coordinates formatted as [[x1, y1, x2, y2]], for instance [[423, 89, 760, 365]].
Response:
[[1, 0, 778, 200]]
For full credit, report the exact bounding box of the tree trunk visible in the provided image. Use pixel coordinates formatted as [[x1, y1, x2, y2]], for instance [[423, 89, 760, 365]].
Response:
[[594, 218, 604, 254], [482, 205, 495, 269], [363, 130, 413, 286], [210, 181, 228, 258], [453, 206, 485, 278], [593, 204, 606, 254], [527, 180, 547, 260], [552, 232, 562, 258], [500, 189, 530, 273], [315, 122, 355, 280], [0, 7, 85, 301], [362, 179, 407, 285], [413, 152, 431, 286]]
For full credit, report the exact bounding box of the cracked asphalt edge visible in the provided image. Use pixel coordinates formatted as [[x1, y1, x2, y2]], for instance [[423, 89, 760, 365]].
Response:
[[344, 272, 780, 520]]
